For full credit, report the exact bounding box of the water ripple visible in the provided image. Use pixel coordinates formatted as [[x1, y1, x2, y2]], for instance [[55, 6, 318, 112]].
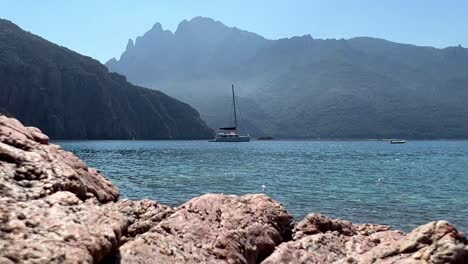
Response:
[[57, 140, 468, 232]]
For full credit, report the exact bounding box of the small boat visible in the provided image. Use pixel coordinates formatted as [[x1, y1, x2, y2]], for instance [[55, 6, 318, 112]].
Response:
[[210, 85, 250, 142], [257, 136, 273, 140], [390, 140, 406, 144]]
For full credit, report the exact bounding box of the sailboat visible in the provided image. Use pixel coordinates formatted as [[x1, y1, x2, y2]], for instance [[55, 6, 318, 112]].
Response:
[[209, 85, 250, 142]]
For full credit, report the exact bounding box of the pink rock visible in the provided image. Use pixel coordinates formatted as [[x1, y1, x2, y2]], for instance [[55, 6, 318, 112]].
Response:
[[118, 194, 293, 264], [114, 199, 174, 238], [262, 214, 467, 264], [0, 193, 128, 263], [1, 116, 467, 263], [349, 220, 468, 263], [0, 115, 119, 202], [0, 115, 124, 263]]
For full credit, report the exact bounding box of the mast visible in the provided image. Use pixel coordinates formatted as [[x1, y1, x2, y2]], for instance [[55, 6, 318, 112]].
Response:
[[232, 84, 238, 133]]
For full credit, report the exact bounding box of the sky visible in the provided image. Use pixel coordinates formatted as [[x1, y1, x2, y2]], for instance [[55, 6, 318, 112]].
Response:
[[1, 0, 467, 63]]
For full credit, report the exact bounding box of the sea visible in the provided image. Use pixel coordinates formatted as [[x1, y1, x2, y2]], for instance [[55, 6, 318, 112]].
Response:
[[57, 140, 468, 233]]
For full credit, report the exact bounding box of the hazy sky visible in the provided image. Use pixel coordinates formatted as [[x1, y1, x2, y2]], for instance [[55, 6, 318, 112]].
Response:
[[1, 0, 467, 63]]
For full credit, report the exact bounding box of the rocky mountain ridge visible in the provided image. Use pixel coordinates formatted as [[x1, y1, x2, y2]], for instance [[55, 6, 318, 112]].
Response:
[[107, 17, 468, 139]]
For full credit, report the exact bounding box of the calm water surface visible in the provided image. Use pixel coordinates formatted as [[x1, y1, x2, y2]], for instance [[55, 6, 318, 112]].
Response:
[[57, 140, 468, 232]]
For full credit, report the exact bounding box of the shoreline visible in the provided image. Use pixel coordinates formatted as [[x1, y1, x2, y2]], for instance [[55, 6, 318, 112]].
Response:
[[51, 138, 468, 142], [1, 115, 467, 263]]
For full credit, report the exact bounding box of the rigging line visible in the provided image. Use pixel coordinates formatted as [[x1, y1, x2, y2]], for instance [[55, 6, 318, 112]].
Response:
[[236, 88, 247, 135], [229, 93, 235, 128], [237, 99, 243, 132], [232, 84, 238, 132]]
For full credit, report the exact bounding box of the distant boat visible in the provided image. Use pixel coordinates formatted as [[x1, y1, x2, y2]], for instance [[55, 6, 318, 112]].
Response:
[[257, 136, 273, 140], [209, 85, 250, 142], [390, 140, 406, 144]]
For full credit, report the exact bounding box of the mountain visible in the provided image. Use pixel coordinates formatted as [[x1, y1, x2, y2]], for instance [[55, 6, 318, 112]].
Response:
[[0, 19, 214, 140], [107, 17, 468, 139]]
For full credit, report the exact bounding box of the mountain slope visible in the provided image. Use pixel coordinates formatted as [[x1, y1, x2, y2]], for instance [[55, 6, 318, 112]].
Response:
[[107, 17, 468, 139], [0, 19, 214, 139]]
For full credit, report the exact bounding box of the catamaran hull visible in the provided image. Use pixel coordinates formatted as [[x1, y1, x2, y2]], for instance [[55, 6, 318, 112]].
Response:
[[209, 136, 250, 142]]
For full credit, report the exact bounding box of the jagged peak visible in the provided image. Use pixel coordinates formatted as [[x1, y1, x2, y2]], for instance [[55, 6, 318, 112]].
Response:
[[137, 21, 174, 41], [126, 39, 134, 50], [146, 21, 173, 35], [189, 16, 217, 23], [152, 22, 163, 31], [130, 22, 174, 49], [175, 19, 189, 33], [106, 57, 118, 65], [175, 16, 226, 35]]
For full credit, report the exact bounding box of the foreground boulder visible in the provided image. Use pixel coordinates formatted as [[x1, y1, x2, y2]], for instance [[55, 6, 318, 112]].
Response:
[[0, 115, 294, 264], [1, 115, 467, 263], [0, 115, 126, 263], [0, 115, 118, 202], [0, 192, 128, 263], [118, 194, 293, 263], [262, 214, 468, 263], [349, 220, 468, 263]]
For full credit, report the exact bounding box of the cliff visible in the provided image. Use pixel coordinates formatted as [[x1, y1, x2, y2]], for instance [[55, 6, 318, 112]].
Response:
[[0, 115, 466, 263], [0, 19, 213, 139]]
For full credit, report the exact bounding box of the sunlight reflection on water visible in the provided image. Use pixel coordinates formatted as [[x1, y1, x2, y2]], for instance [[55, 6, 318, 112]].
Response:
[[57, 140, 468, 232]]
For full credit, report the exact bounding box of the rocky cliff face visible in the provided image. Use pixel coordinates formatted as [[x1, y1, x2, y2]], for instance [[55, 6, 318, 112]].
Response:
[[0, 115, 467, 263], [0, 19, 213, 140]]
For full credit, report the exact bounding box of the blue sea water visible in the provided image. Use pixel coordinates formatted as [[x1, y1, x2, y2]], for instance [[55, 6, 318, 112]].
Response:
[[57, 140, 468, 233]]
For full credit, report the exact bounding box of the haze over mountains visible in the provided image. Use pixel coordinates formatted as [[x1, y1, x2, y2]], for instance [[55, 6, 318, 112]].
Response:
[[107, 16, 468, 139], [0, 19, 214, 139]]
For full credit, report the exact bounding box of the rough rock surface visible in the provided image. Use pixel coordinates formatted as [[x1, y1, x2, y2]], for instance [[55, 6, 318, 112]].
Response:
[[0, 115, 127, 263], [347, 220, 468, 264], [262, 213, 468, 264], [117, 194, 293, 264], [114, 199, 174, 239], [1, 116, 467, 264], [0, 115, 119, 203], [0, 192, 128, 263]]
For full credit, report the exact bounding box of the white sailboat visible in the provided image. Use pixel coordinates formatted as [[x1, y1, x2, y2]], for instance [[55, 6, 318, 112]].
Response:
[[209, 85, 250, 142]]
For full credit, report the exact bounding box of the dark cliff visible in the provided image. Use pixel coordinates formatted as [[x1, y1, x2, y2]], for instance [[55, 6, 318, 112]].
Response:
[[0, 19, 214, 139]]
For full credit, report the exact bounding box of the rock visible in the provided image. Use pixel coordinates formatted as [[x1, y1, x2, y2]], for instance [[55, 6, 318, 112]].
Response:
[[118, 194, 293, 264], [0, 115, 119, 202], [346, 220, 468, 263], [0, 193, 128, 263], [113, 199, 174, 238], [0, 115, 125, 263], [293, 213, 393, 239], [1, 116, 467, 264], [262, 213, 468, 264]]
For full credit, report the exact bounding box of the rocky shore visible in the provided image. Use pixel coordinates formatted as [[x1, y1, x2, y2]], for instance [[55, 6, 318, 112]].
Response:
[[1, 115, 467, 263]]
